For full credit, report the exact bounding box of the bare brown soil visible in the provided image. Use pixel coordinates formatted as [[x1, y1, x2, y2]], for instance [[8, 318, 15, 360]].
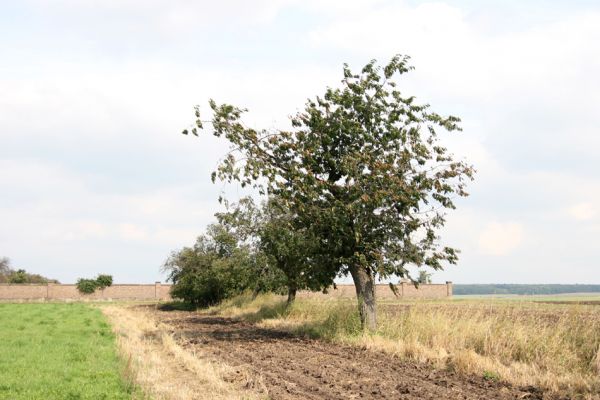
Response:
[[151, 308, 563, 400]]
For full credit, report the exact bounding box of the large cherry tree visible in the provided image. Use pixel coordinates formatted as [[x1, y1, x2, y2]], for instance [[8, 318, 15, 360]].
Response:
[[185, 55, 474, 329]]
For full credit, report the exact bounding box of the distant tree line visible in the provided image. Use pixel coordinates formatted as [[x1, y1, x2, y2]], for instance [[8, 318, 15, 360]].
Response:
[[0, 257, 59, 284], [454, 284, 600, 296]]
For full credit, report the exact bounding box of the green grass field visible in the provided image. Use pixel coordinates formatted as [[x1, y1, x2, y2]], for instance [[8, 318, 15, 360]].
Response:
[[0, 303, 135, 400]]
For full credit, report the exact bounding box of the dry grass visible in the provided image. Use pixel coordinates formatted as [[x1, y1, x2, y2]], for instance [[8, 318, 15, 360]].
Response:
[[101, 305, 263, 400], [209, 294, 600, 399]]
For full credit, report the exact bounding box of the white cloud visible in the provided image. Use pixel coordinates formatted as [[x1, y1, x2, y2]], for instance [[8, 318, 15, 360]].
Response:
[[2, 0, 600, 284], [0, 157, 214, 281], [117, 223, 149, 241], [567, 203, 597, 221], [25, 0, 296, 30], [478, 222, 525, 256], [309, 2, 600, 162]]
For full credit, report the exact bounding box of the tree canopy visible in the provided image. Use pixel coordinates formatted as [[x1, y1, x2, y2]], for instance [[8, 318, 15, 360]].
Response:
[[185, 55, 474, 329], [163, 221, 287, 306], [218, 197, 334, 305]]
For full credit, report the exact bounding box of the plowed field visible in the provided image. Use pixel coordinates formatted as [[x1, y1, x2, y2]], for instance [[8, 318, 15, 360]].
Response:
[[153, 309, 555, 400]]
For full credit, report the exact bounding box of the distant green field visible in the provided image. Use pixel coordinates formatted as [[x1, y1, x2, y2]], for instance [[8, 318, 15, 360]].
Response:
[[453, 284, 600, 296], [453, 293, 600, 302], [0, 303, 134, 400]]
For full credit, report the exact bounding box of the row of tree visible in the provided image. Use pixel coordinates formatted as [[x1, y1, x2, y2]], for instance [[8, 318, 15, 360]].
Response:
[[164, 201, 436, 308], [178, 55, 474, 329], [163, 197, 326, 307], [0, 257, 59, 284]]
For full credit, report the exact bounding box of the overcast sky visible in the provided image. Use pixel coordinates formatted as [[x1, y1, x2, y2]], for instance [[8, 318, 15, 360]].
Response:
[[1, 0, 599, 284]]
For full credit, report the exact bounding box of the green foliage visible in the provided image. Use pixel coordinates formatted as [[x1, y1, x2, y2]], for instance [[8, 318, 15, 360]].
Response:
[[75, 274, 113, 294], [483, 370, 501, 382], [0, 257, 59, 284], [186, 55, 474, 327], [76, 278, 98, 294], [163, 222, 286, 306], [197, 54, 473, 278], [259, 198, 333, 295], [217, 197, 330, 303], [215, 197, 288, 296], [9, 269, 27, 284], [95, 274, 113, 290], [213, 294, 363, 339], [0, 303, 135, 399]]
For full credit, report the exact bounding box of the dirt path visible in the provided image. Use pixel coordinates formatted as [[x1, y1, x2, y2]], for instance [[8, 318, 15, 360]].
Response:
[[150, 309, 556, 400]]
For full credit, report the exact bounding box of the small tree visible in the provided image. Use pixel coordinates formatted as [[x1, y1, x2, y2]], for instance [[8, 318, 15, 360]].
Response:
[[258, 198, 334, 305], [163, 222, 285, 306], [186, 55, 474, 329], [95, 274, 113, 290], [76, 274, 113, 294], [217, 197, 334, 306], [214, 197, 287, 298], [417, 270, 432, 284], [9, 269, 27, 284], [76, 278, 98, 294]]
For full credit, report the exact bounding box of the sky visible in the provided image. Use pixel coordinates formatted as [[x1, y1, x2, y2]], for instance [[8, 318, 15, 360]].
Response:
[[1, 0, 599, 284]]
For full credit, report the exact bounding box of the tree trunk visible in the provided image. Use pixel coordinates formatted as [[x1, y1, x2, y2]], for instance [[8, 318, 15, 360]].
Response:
[[251, 285, 260, 300], [349, 265, 377, 331], [286, 285, 297, 307]]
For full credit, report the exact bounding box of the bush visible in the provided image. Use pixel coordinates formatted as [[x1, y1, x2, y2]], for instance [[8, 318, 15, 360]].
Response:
[[9, 269, 27, 284], [169, 267, 224, 307], [95, 274, 113, 289], [75, 274, 113, 294], [76, 278, 98, 294], [163, 224, 286, 306]]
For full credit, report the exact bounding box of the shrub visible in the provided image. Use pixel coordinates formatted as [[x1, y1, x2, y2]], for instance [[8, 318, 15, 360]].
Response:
[[163, 224, 285, 306], [9, 269, 28, 284], [169, 267, 224, 307], [75, 274, 113, 294], [76, 278, 98, 294], [95, 274, 113, 290]]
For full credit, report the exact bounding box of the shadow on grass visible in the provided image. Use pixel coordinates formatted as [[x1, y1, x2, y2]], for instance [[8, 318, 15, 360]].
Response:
[[219, 295, 364, 340], [157, 301, 199, 312], [239, 301, 290, 323], [157, 295, 364, 342]]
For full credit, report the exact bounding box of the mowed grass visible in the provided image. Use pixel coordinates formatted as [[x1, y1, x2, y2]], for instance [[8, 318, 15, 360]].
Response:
[[209, 294, 600, 398], [0, 303, 136, 400]]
